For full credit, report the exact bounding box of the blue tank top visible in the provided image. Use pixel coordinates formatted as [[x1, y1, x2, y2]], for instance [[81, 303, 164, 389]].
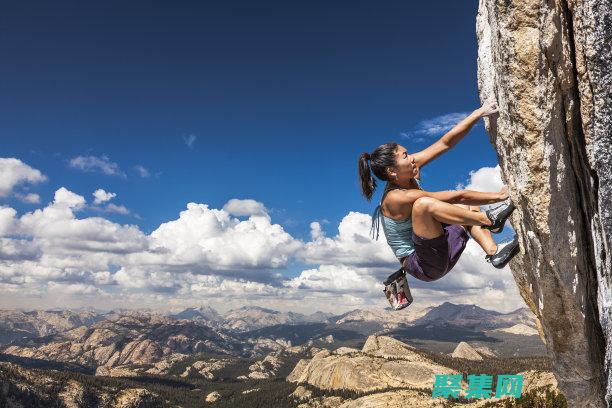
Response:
[[370, 180, 421, 260]]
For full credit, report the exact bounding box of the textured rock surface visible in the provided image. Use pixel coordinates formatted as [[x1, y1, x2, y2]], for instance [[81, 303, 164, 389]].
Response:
[[450, 342, 484, 361], [287, 335, 459, 392], [335, 370, 559, 408], [476, 0, 611, 406], [492, 323, 539, 336], [205, 391, 221, 402], [0, 362, 162, 407]]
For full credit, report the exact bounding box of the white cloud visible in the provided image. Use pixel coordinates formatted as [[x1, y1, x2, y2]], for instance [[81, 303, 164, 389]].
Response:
[[0, 161, 525, 314], [0, 158, 47, 197], [47, 282, 103, 296], [401, 112, 470, 141], [0, 207, 17, 236], [105, 203, 130, 215], [150, 202, 302, 270], [0, 238, 41, 261], [134, 165, 150, 178], [223, 199, 267, 217], [310, 221, 323, 240], [69, 155, 126, 177], [455, 164, 504, 193], [18, 187, 147, 254], [285, 264, 380, 294], [15, 193, 41, 204], [93, 189, 116, 204], [53, 187, 86, 209], [301, 212, 397, 268]]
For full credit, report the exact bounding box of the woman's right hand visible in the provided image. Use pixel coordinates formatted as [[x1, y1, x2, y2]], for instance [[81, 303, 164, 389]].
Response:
[[498, 186, 509, 201], [479, 98, 499, 117]]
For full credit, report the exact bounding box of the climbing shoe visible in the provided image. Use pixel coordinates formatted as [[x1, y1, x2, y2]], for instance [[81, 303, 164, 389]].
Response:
[[485, 234, 520, 268], [482, 199, 515, 233]]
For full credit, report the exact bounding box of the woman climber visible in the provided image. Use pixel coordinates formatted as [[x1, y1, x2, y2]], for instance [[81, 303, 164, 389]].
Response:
[[357, 99, 520, 309]]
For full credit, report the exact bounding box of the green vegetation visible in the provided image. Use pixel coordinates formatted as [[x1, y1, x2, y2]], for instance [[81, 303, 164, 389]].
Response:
[[479, 385, 567, 407]]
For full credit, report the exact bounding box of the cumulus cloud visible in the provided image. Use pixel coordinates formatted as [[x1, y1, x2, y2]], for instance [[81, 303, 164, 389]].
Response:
[[53, 187, 86, 209], [456, 164, 504, 193], [310, 222, 324, 240], [0, 238, 41, 261], [223, 199, 267, 217], [0, 207, 17, 236], [0, 158, 47, 197], [285, 264, 380, 294], [18, 187, 147, 254], [401, 112, 470, 142], [0, 161, 525, 314], [93, 189, 116, 204], [69, 155, 126, 177], [15, 193, 41, 204], [47, 282, 103, 296], [150, 201, 301, 271], [105, 203, 130, 215], [301, 212, 397, 268], [91, 190, 132, 215]]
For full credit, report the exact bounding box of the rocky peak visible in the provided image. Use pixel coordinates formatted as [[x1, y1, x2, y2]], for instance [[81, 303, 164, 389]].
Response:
[[450, 342, 483, 361], [170, 306, 223, 322]]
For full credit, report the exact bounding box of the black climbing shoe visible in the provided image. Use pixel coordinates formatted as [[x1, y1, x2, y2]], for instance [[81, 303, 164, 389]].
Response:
[[485, 234, 520, 268], [482, 199, 515, 233]]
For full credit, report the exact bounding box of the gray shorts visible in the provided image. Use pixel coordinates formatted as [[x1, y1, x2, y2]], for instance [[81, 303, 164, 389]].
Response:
[[401, 223, 469, 282]]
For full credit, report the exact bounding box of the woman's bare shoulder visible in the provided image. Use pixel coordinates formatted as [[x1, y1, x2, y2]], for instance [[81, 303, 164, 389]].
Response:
[[385, 188, 425, 204], [383, 188, 424, 217]]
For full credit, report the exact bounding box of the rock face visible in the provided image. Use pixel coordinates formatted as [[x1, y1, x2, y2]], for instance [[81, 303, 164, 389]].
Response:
[[493, 323, 539, 336], [476, 0, 612, 406], [0, 362, 162, 407], [205, 391, 221, 402], [287, 335, 459, 392], [450, 342, 483, 361], [3, 313, 244, 373]]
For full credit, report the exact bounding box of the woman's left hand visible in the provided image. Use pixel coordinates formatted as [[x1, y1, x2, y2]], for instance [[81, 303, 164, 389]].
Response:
[[479, 98, 499, 117]]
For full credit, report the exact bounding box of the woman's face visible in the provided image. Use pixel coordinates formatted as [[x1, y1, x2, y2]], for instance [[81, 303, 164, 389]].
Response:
[[390, 145, 419, 181]]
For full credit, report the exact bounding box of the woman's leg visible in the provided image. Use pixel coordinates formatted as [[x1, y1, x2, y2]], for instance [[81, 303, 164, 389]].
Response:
[[457, 204, 498, 256], [411, 197, 492, 240]]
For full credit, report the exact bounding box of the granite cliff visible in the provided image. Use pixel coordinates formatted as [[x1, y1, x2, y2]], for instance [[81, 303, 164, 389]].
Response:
[[476, 0, 611, 406]]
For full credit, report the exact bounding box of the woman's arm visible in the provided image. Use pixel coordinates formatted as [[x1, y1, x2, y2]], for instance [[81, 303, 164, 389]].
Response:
[[393, 186, 507, 206], [412, 99, 499, 169]]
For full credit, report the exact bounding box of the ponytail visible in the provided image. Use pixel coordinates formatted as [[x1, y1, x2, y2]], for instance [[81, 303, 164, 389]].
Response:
[[358, 152, 377, 201], [357, 142, 398, 202]]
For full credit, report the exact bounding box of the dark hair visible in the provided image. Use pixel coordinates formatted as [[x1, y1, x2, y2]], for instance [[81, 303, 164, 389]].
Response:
[[358, 142, 399, 201]]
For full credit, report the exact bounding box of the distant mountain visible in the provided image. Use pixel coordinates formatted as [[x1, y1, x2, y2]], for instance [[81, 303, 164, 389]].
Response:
[[240, 323, 365, 346], [0, 310, 105, 344], [493, 323, 539, 336], [303, 311, 335, 322], [495, 307, 538, 328], [333, 306, 429, 328], [222, 306, 310, 332], [170, 306, 223, 323], [2, 312, 246, 372], [411, 302, 534, 331]]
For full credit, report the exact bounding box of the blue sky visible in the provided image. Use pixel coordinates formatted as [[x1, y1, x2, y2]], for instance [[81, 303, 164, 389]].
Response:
[[1, 0, 496, 233], [0, 1, 520, 312]]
